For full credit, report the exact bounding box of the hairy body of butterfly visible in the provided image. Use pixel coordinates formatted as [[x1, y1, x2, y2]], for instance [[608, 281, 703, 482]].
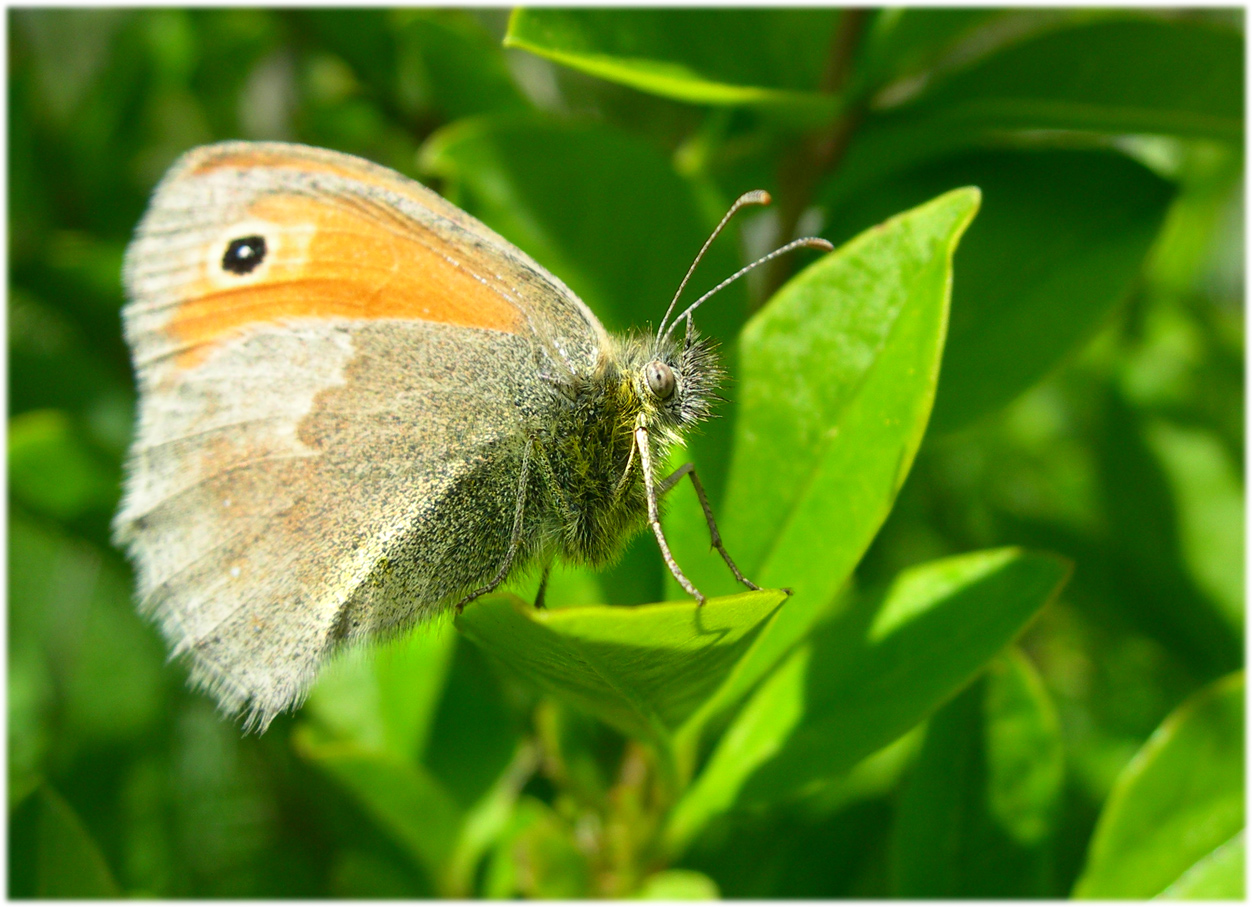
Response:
[[114, 141, 742, 732], [538, 330, 721, 565]]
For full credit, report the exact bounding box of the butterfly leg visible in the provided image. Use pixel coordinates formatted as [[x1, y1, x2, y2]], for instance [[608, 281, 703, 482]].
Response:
[[660, 462, 760, 592], [635, 425, 706, 605], [455, 440, 533, 614]]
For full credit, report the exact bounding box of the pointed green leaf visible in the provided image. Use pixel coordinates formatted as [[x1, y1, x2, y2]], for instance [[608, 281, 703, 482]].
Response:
[[1157, 831, 1244, 900], [505, 9, 839, 116], [665, 548, 1069, 854], [890, 648, 1065, 897], [833, 16, 1242, 200], [33, 785, 121, 898], [668, 188, 981, 729], [1074, 671, 1244, 899], [1144, 420, 1244, 632], [822, 149, 1174, 433], [901, 17, 1244, 141], [455, 590, 786, 745]]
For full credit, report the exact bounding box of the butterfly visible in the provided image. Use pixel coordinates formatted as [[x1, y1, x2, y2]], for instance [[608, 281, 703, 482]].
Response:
[[114, 141, 829, 731]]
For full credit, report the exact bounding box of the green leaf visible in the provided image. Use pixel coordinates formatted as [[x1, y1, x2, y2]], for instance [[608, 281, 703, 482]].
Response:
[[1096, 390, 1242, 676], [665, 548, 1069, 854], [442, 743, 540, 898], [833, 16, 1243, 199], [391, 10, 528, 121], [667, 187, 981, 729], [890, 648, 1065, 897], [455, 590, 786, 748], [496, 796, 592, 898], [635, 868, 720, 899], [1157, 830, 1244, 900], [304, 618, 457, 761], [9, 409, 118, 521], [822, 148, 1174, 433], [423, 636, 523, 810], [294, 726, 463, 887], [901, 17, 1244, 141], [1144, 420, 1244, 632], [8, 513, 165, 746], [505, 8, 839, 116], [1074, 671, 1244, 899], [33, 785, 121, 897]]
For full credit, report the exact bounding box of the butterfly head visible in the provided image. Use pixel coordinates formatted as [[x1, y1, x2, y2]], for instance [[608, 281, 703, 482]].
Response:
[[613, 325, 722, 444]]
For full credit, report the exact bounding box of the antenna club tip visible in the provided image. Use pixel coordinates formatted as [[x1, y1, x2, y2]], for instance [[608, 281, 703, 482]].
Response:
[[800, 236, 835, 252], [739, 189, 771, 207]]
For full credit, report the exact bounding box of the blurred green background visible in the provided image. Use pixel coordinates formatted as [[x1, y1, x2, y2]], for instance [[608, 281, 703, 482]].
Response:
[[8, 7, 1243, 898]]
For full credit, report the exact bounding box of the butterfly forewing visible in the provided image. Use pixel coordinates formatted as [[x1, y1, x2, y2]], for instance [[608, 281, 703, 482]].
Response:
[[116, 142, 605, 729]]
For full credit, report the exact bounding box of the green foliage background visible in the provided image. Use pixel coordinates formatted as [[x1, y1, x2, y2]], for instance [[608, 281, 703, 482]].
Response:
[[8, 7, 1244, 899]]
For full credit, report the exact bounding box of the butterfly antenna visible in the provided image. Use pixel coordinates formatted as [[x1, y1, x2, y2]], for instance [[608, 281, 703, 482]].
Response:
[[661, 235, 834, 342], [657, 190, 772, 341]]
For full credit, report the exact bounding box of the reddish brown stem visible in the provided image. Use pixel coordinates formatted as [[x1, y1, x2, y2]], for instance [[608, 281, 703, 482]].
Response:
[[761, 8, 870, 302]]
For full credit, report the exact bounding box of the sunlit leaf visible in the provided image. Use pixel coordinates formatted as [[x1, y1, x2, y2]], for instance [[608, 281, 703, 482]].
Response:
[[665, 548, 1068, 853], [635, 868, 721, 899], [667, 187, 981, 730], [1157, 830, 1244, 900], [506, 8, 839, 117], [455, 590, 786, 748], [1074, 671, 1244, 899]]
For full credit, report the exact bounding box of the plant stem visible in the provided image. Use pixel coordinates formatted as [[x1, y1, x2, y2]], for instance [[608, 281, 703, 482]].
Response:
[[762, 7, 870, 302]]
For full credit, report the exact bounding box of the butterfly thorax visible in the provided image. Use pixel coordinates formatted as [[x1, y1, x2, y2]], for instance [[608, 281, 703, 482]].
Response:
[[538, 329, 721, 566]]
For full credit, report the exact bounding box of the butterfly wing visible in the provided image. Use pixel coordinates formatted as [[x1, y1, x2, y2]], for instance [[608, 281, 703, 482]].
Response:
[[116, 141, 603, 730]]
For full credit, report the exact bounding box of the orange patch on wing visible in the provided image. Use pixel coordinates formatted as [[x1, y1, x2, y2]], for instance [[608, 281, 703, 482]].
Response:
[[168, 193, 524, 366]]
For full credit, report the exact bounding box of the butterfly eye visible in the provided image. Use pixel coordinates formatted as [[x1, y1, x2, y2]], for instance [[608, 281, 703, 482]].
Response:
[[222, 235, 267, 275], [645, 360, 676, 400]]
